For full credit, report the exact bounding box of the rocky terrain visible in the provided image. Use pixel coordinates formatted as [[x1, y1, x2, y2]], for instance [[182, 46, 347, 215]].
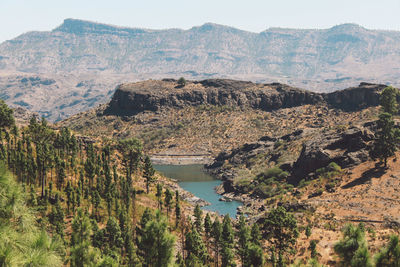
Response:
[[1, 18, 399, 120], [207, 122, 376, 195], [60, 79, 383, 156]]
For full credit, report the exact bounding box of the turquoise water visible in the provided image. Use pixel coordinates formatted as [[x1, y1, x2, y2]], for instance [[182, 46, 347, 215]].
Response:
[[154, 164, 241, 218]]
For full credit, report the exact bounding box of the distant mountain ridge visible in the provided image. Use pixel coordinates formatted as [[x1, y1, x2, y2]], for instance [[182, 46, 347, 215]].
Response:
[[2, 18, 400, 79], [0, 18, 399, 120]]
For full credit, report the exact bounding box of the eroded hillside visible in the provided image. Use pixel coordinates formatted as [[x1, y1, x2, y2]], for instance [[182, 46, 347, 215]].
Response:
[[60, 79, 383, 157]]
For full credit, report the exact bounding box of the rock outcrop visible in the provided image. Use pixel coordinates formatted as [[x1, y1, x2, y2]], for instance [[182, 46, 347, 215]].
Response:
[[207, 123, 376, 193], [324, 82, 388, 111], [206, 129, 309, 194], [289, 124, 375, 184], [104, 79, 388, 116]]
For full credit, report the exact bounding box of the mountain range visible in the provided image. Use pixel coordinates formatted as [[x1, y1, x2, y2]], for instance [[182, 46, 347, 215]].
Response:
[[1, 18, 399, 120]]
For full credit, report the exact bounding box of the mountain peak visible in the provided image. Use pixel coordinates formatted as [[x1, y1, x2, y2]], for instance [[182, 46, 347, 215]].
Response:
[[53, 18, 148, 35], [328, 23, 366, 32], [190, 22, 245, 33]]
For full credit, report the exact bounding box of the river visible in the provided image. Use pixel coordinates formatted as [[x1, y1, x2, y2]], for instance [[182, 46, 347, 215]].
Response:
[[154, 164, 242, 218]]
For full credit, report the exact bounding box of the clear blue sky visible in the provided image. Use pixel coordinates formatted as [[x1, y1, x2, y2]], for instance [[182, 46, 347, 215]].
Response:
[[1, 0, 399, 43]]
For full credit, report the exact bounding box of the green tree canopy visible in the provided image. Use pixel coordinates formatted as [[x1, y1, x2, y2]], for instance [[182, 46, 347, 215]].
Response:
[[143, 155, 155, 194], [262, 206, 299, 260], [177, 77, 186, 87], [0, 165, 64, 267], [380, 86, 399, 115], [185, 227, 208, 266], [334, 224, 372, 267], [371, 112, 400, 167], [117, 138, 142, 178], [139, 210, 175, 267], [0, 99, 14, 129], [375, 235, 400, 267]]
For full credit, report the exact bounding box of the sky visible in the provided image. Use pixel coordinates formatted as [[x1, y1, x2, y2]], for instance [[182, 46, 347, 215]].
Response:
[[0, 0, 399, 43]]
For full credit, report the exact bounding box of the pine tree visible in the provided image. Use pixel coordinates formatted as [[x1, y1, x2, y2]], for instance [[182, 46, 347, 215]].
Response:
[[237, 215, 250, 266], [380, 86, 399, 115], [65, 180, 73, 213], [371, 112, 400, 168], [194, 204, 203, 233], [49, 197, 65, 239], [305, 224, 312, 238], [105, 216, 124, 252], [212, 218, 222, 267], [164, 188, 173, 218], [0, 166, 64, 266], [309, 240, 318, 259], [221, 215, 235, 267], [334, 223, 372, 267], [370, 86, 400, 168], [247, 244, 264, 267], [143, 155, 155, 194], [92, 190, 101, 220], [251, 223, 262, 247], [106, 192, 113, 216], [262, 206, 299, 264], [204, 213, 212, 255], [70, 208, 98, 267], [175, 190, 181, 227], [136, 208, 154, 241], [28, 117, 53, 198], [375, 235, 400, 267], [0, 99, 15, 130], [84, 143, 96, 189], [56, 160, 66, 190], [156, 183, 163, 210], [177, 77, 186, 87], [185, 227, 208, 265], [139, 210, 175, 267], [71, 189, 76, 213], [118, 138, 142, 178]]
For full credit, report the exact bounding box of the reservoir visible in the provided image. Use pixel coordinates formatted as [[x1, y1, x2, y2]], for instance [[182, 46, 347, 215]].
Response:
[[154, 164, 242, 218]]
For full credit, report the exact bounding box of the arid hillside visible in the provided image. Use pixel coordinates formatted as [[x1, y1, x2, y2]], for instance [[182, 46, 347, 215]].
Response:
[[60, 79, 384, 156], [1, 19, 400, 120]]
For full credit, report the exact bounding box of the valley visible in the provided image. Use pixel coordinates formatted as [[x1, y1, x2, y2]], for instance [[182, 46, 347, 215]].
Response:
[[55, 78, 400, 265], [2, 76, 400, 266]]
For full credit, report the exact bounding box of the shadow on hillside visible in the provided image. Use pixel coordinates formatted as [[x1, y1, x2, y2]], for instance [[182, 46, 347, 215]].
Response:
[[342, 166, 386, 189]]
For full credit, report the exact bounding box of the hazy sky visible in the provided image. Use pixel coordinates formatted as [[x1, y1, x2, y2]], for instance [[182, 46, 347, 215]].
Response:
[[1, 0, 399, 43]]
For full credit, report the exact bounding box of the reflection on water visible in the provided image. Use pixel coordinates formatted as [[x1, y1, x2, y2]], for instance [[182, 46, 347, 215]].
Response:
[[154, 164, 241, 218]]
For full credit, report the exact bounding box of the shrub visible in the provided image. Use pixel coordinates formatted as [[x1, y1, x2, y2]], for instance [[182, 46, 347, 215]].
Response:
[[316, 162, 342, 179], [327, 162, 341, 172], [177, 77, 186, 87], [259, 167, 289, 182], [298, 179, 310, 188]]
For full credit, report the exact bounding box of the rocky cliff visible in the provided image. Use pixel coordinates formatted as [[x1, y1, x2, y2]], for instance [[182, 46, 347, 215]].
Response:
[[323, 82, 388, 111], [104, 79, 388, 116]]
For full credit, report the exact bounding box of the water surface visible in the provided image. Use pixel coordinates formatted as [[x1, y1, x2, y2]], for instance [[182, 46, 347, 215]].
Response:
[[154, 164, 241, 218]]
